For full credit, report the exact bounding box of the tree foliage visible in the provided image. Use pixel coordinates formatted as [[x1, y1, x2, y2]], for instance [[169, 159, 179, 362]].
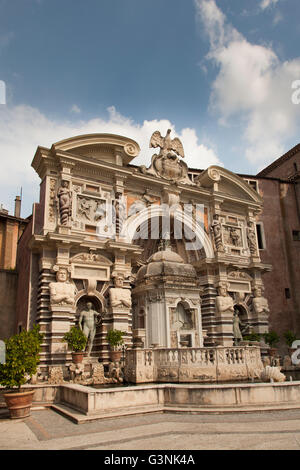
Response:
[[0, 325, 44, 390], [62, 326, 87, 352], [263, 330, 280, 347], [106, 329, 125, 349]]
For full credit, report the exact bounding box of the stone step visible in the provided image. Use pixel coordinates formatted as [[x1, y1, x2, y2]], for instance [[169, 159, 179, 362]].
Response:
[[50, 401, 300, 424], [51, 403, 165, 424]]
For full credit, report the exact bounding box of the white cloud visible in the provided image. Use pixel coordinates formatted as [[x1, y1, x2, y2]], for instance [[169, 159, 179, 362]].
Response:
[[195, 0, 300, 168], [0, 104, 221, 216], [260, 0, 280, 10]]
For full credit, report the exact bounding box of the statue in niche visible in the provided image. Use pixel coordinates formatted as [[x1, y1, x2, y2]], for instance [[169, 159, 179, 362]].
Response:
[[215, 284, 234, 317], [79, 301, 102, 356], [173, 303, 193, 330], [57, 181, 72, 225], [114, 197, 126, 235], [233, 308, 248, 345], [109, 274, 132, 308], [253, 287, 270, 317], [211, 216, 224, 253], [247, 223, 258, 255], [49, 266, 75, 305]]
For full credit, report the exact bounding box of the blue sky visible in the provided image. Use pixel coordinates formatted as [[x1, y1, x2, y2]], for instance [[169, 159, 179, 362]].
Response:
[[0, 0, 300, 217]]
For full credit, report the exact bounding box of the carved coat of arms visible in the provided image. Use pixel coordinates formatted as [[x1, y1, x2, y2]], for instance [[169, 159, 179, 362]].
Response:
[[139, 129, 193, 185]]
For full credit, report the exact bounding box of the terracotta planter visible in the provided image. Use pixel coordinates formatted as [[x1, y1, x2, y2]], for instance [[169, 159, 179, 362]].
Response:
[[110, 350, 122, 362], [3, 390, 35, 419], [72, 352, 84, 364]]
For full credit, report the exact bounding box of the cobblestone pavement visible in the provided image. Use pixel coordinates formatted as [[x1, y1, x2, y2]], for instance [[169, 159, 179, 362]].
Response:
[[1, 408, 300, 450]]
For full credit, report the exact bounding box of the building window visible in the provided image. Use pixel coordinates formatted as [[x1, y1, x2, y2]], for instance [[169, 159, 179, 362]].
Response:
[[292, 230, 300, 241], [245, 179, 258, 192], [285, 288, 291, 299], [256, 223, 266, 250], [294, 162, 298, 172]]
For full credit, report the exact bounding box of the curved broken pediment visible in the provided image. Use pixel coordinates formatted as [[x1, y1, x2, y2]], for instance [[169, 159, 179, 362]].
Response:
[[52, 133, 140, 166], [196, 166, 263, 205]]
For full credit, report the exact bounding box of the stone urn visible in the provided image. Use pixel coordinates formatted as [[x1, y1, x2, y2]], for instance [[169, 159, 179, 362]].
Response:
[[3, 389, 35, 419]]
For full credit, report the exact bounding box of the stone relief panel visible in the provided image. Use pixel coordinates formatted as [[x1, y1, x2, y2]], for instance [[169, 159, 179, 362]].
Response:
[[69, 183, 114, 233], [76, 195, 107, 224], [211, 215, 250, 256], [223, 225, 243, 248]]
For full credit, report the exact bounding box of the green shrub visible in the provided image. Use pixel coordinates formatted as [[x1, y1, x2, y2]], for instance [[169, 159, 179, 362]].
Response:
[[106, 329, 125, 349], [263, 331, 280, 347], [62, 326, 87, 352], [0, 325, 44, 390], [243, 333, 261, 342], [283, 330, 298, 347]]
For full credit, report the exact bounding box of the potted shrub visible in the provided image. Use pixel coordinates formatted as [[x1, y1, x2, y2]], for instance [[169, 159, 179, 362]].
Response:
[[62, 326, 87, 363], [263, 331, 280, 356], [0, 325, 44, 419], [243, 332, 261, 346], [106, 329, 125, 362], [283, 330, 298, 355]]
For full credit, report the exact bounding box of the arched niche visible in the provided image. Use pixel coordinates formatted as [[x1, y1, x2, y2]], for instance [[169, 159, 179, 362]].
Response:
[[120, 205, 214, 259], [233, 304, 250, 335], [76, 295, 102, 317]]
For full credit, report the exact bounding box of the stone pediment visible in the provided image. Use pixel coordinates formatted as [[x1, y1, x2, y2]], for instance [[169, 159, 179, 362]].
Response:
[[196, 166, 263, 205], [52, 133, 140, 166]]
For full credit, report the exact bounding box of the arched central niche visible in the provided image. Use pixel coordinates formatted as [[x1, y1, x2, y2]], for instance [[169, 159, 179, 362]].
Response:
[[76, 295, 102, 317], [121, 205, 214, 261], [124, 210, 213, 265]]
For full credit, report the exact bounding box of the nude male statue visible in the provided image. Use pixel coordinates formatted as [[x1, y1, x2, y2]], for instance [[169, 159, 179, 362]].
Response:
[[79, 301, 102, 356]]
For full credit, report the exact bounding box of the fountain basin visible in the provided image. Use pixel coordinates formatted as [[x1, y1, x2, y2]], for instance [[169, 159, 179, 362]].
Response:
[[56, 381, 300, 422], [2, 381, 300, 423]]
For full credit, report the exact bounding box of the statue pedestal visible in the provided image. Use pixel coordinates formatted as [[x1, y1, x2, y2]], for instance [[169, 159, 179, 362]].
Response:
[[56, 224, 71, 235], [107, 306, 131, 332]]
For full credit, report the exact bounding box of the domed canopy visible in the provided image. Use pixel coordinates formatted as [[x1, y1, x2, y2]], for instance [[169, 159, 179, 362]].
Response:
[[136, 245, 196, 283]]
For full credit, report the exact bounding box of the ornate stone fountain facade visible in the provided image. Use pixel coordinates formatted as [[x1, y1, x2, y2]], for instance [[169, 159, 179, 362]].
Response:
[[16, 130, 271, 381]]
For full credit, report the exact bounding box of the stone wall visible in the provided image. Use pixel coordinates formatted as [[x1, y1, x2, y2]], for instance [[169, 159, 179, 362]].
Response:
[[258, 178, 300, 339], [125, 346, 264, 384], [0, 270, 18, 340]]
